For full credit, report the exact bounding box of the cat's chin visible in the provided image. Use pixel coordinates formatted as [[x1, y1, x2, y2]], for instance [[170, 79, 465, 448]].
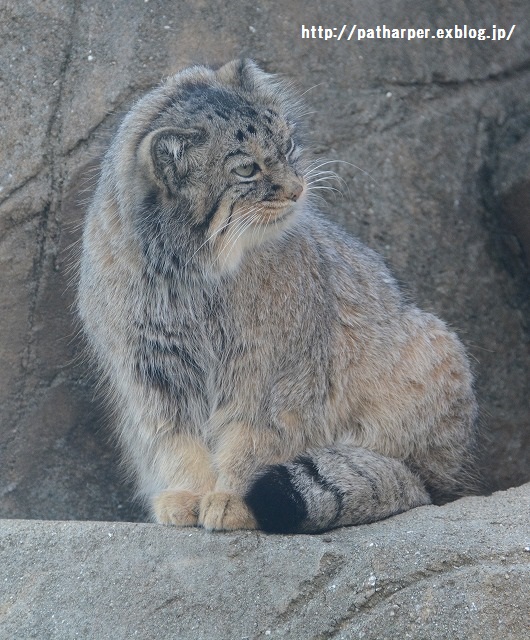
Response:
[[250, 201, 300, 236], [213, 205, 299, 275], [254, 205, 295, 226]]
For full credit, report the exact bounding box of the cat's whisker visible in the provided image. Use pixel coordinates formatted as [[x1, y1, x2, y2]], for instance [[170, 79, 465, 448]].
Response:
[[304, 159, 332, 169], [306, 159, 379, 186], [306, 185, 343, 196], [305, 176, 343, 188], [219, 209, 263, 271], [304, 167, 339, 177], [303, 168, 346, 184], [304, 168, 352, 199], [303, 158, 336, 170], [303, 168, 341, 178], [262, 212, 272, 241], [298, 82, 324, 98], [304, 175, 344, 190], [184, 207, 252, 268], [252, 211, 267, 254], [222, 205, 261, 247], [333, 160, 379, 186], [307, 195, 329, 209], [217, 206, 261, 260], [305, 178, 346, 200], [253, 206, 270, 248], [186, 202, 266, 269]]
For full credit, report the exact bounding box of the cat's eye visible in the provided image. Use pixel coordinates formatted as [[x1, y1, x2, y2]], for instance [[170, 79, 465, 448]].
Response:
[[234, 163, 259, 178]]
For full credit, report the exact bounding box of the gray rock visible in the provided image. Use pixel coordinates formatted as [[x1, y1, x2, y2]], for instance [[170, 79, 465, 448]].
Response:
[[0, 0, 528, 522], [1, 484, 528, 639]]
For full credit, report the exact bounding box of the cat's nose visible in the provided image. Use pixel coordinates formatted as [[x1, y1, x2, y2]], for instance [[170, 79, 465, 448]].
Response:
[[288, 181, 303, 202]]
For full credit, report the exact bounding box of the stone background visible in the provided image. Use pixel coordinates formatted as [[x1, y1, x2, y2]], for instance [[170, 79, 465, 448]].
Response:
[[0, 0, 529, 525]]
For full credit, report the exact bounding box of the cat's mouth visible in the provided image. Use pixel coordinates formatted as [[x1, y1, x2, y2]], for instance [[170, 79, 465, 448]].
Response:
[[263, 200, 292, 209]]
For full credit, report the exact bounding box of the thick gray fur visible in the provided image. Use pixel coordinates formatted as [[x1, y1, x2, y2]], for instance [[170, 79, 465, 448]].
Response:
[[78, 59, 478, 534]]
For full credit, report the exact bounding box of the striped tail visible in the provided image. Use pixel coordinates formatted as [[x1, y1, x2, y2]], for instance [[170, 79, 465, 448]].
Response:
[[244, 446, 431, 534]]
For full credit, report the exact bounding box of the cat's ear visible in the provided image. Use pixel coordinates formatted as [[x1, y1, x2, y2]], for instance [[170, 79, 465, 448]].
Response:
[[216, 58, 270, 93], [137, 127, 207, 194]]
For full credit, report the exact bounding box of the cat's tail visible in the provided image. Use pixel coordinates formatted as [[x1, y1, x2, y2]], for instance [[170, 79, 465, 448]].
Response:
[[244, 446, 431, 534]]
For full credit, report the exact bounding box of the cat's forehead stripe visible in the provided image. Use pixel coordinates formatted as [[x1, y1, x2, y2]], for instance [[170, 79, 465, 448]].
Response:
[[168, 83, 287, 135], [177, 84, 260, 119]]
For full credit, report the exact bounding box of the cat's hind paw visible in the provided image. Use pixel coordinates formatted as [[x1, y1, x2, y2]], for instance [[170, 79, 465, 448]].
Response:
[[153, 490, 200, 527], [199, 492, 257, 531]]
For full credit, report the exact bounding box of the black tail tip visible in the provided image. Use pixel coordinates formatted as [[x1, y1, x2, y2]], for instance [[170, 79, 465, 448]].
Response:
[[244, 465, 307, 534]]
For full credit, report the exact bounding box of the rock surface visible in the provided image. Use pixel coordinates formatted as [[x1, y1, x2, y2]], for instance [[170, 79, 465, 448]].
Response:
[[1, 484, 529, 639], [0, 1, 529, 522]]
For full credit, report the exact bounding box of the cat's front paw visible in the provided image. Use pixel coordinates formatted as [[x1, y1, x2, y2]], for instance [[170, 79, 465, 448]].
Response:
[[199, 492, 257, 531], [153, 490, 200, 526]]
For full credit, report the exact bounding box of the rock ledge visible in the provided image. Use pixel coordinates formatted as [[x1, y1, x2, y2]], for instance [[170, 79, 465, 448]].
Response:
[[1, 484, 528, 639]]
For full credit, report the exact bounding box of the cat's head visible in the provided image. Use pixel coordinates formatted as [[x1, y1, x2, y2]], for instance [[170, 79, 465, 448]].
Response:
[[113, 59, 307, 273]]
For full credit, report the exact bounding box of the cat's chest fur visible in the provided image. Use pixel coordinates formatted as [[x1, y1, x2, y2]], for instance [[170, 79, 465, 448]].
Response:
[[131, 241, 331, 431], [131, 274, 226, 423]]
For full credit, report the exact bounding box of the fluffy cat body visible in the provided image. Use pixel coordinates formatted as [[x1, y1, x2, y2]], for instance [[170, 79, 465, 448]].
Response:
[[78, 60, 478, 533]]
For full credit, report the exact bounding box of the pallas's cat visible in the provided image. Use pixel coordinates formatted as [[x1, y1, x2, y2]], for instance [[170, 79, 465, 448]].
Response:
[[78, 59, 477, 533]]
